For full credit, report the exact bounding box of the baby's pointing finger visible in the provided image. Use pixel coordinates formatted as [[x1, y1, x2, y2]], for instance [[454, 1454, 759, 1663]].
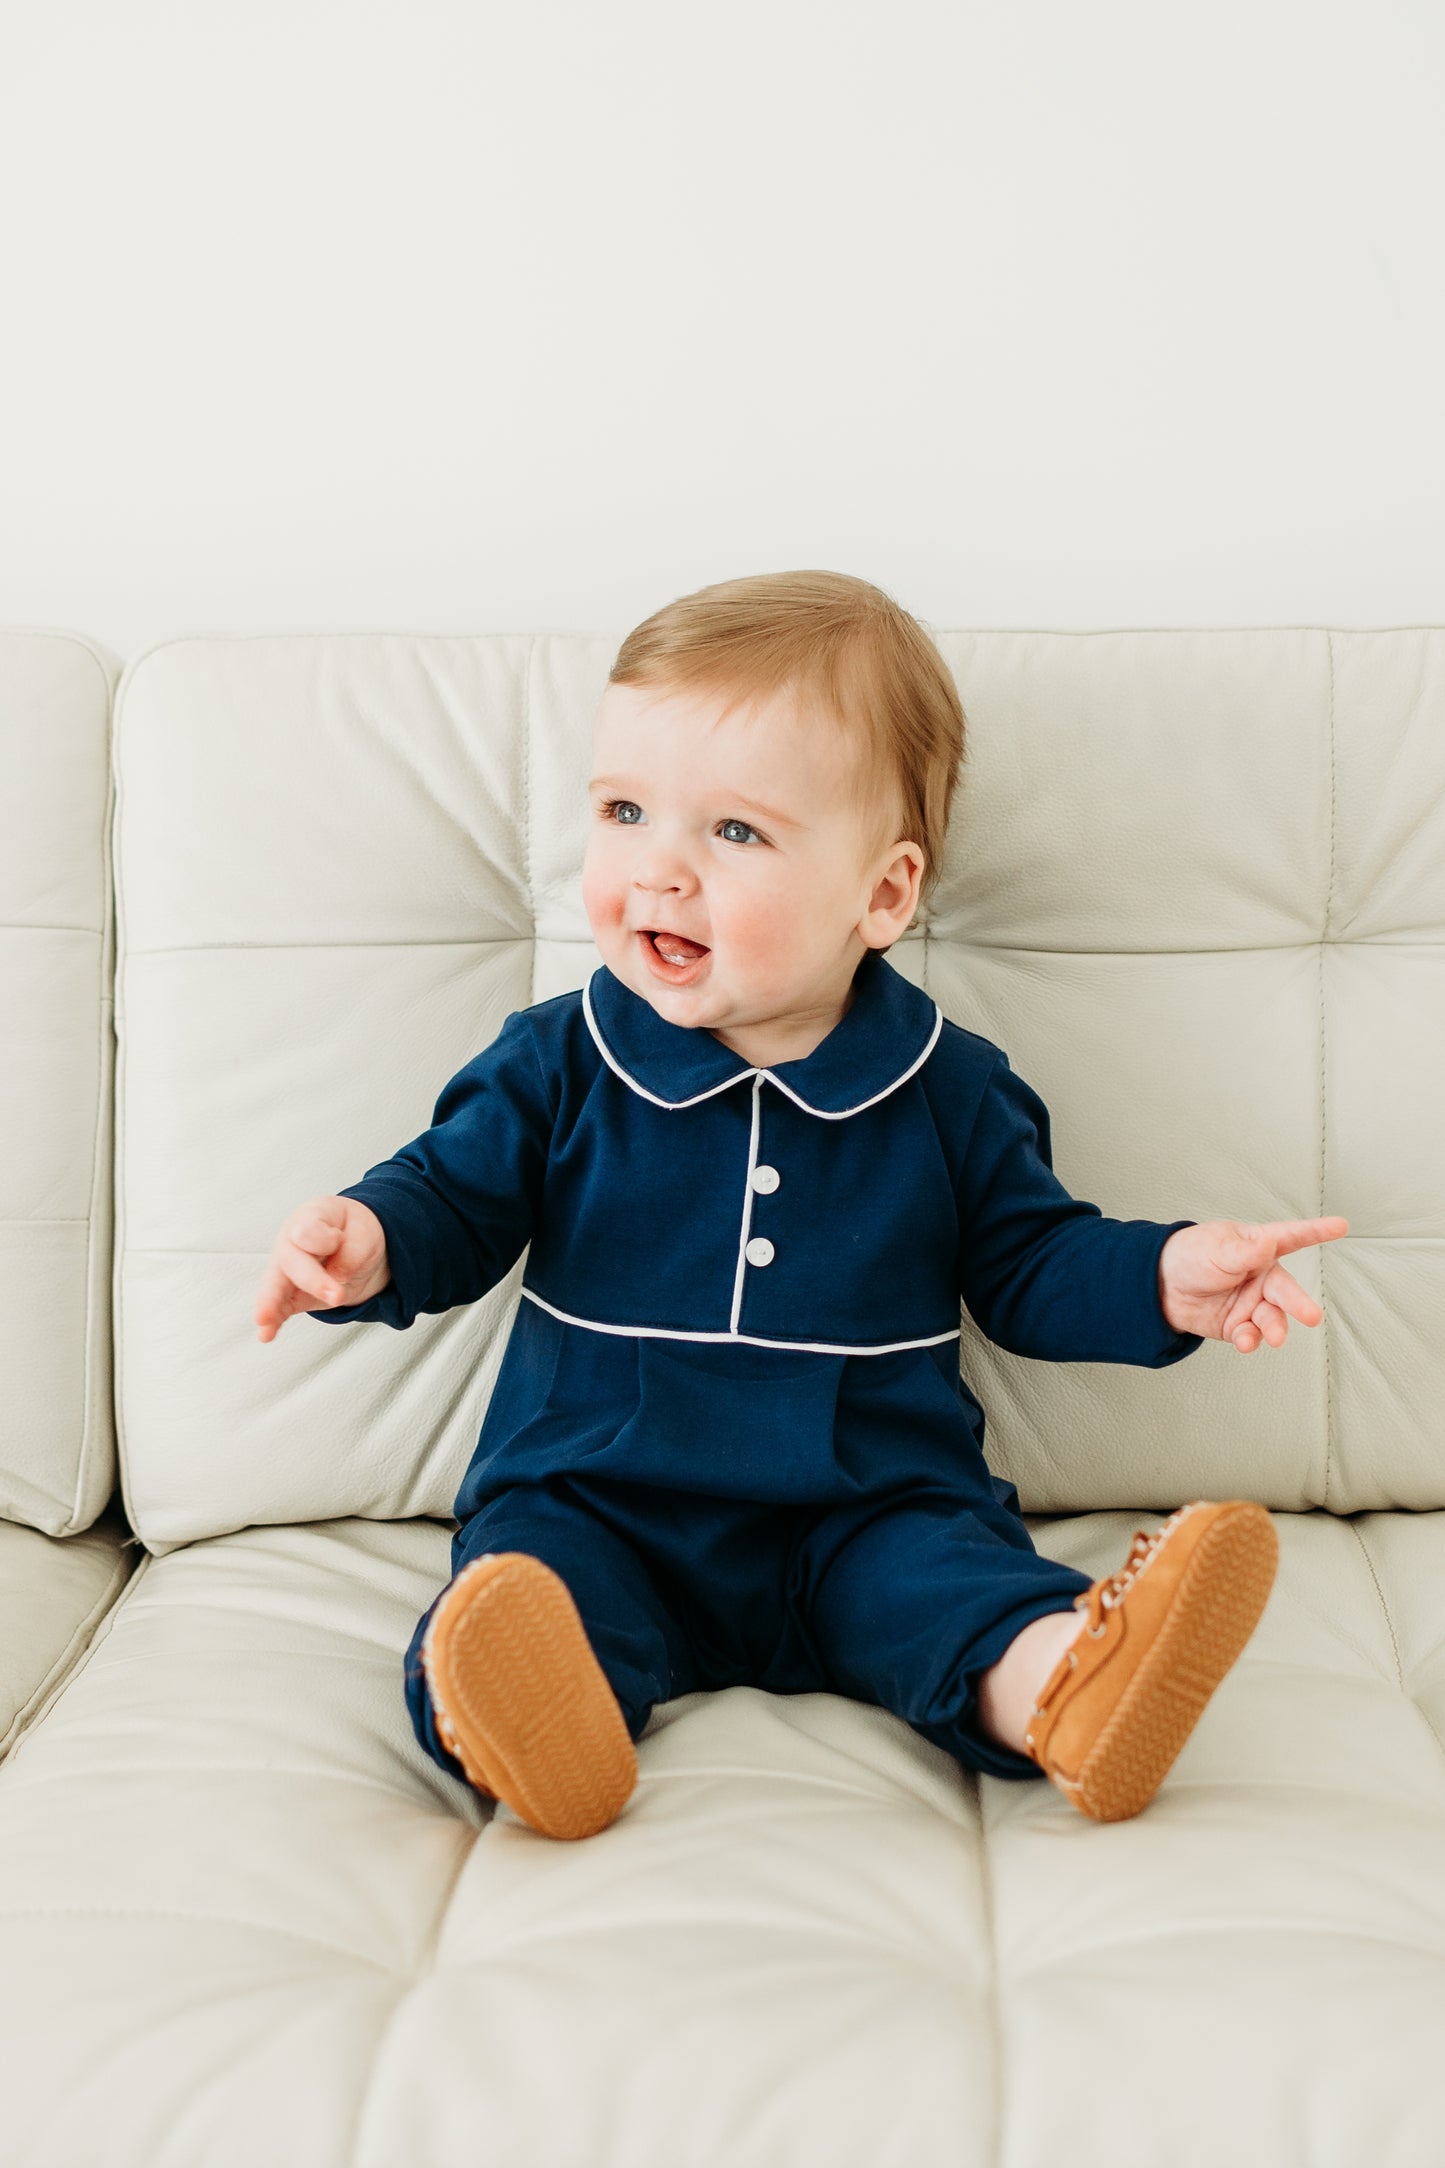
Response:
[[1264, 1217, 1351, 1258]]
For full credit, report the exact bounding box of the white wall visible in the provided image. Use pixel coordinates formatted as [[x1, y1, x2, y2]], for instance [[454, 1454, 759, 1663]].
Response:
[[2, 0, 1441, 656]]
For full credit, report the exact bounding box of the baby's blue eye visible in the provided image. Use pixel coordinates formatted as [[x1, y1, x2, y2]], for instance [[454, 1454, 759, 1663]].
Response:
[[599, 798, 764, 845]]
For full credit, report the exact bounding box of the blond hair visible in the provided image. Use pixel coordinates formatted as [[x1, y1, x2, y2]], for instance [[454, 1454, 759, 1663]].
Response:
[[606, 570, 966, 920]]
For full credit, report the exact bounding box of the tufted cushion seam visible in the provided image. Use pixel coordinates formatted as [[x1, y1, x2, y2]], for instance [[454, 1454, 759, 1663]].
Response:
[[1009, 1917, 1445, 1979], [1320, 627, 1338, 1510], [0, 1903, 398, 1970], [0, 1764, 474, 1801], [522, 632, 537, 1003], [0, 1542, 135, 1760], [346, 1821, 480, 2166]]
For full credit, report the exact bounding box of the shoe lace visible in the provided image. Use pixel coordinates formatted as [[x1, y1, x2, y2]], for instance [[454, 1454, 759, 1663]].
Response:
[[1077, 1501, 1197, 1635]]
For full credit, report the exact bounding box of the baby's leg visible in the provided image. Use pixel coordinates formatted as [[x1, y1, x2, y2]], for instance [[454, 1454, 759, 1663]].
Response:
[[795, 1488, 1095, 1782], [976, 1607, 1088, 1755], [806, 1494, 1278, 1819]]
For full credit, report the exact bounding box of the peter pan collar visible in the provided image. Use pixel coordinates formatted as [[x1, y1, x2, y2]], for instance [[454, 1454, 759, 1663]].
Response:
[[583, 944, 943, 1117]]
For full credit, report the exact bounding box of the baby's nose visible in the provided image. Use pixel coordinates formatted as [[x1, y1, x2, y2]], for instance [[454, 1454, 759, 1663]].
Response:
[[632, 853, 696, 891]]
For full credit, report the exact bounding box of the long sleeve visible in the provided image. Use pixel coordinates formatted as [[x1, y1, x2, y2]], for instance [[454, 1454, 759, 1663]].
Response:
[[310, 1007, 556, 1332], [955, 1051, 1203, 1367]]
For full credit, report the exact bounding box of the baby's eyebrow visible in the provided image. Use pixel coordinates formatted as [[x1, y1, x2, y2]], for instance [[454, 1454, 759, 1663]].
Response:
[[727, 792, 804, 830], [588, 776, 804, 830]]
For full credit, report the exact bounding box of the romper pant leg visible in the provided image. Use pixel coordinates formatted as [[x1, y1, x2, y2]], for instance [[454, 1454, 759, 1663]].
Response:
[[403, 1479, 702, 1785], [791, 1488, 1096, 1781]]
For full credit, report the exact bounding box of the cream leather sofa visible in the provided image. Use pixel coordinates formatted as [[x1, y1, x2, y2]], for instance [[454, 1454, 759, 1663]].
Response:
[[2, 621, 1440, 2167]]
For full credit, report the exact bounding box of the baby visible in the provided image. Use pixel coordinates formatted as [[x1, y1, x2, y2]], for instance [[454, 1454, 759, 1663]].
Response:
[[253, 570, 1348, 1841]]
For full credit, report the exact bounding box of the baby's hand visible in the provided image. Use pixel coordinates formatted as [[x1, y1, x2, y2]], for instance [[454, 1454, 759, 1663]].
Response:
[[1157, 1217, 1350, 1352], [253, 1195, 390, 1343]]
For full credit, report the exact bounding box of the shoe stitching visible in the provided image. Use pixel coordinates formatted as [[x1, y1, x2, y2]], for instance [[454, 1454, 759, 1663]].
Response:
[[1025, 1504, 1202, 1757]]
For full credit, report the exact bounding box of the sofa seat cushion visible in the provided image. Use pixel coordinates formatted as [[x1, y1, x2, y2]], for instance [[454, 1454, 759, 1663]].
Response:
[[0, 1501, 137, 1757], [1, 1507, 1443, 2165]]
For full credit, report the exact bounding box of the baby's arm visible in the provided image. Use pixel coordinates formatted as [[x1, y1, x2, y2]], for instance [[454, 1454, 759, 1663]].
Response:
[[955, 1050, 1202, 1368], [956, 1052, 1349, 1365], [254, 1195, 390, 1344]]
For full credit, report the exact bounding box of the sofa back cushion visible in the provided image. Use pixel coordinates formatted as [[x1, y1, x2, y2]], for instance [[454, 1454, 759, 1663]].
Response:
[[1, 631, 121, 1534], [112, 629, 1437, 1551]]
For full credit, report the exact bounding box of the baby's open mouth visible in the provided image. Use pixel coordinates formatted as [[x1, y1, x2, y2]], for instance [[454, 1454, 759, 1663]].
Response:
[[644, 929, 710, 966]]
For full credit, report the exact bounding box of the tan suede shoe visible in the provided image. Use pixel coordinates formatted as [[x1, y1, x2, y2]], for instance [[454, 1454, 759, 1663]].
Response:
[[420, 1552, 638, 1841], [1023, 1499, 1278, 1822]]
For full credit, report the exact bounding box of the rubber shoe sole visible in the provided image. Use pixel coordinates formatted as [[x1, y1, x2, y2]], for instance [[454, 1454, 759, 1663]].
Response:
[[419, 1552, 638, 1841], [1025, 1499, 1278, 1822]]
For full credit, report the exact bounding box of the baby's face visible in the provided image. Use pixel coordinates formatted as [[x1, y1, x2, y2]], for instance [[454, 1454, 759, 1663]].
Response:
[[582, 680, 919, 1059]]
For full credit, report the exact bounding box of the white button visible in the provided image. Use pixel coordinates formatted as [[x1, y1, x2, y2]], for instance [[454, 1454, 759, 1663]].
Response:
[[745, 1237, 775, 1267], [751, 1164, 781, 1193]]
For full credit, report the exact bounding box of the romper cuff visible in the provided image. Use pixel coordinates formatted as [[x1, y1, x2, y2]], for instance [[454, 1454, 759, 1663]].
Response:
[[307, 1174, 440, 1331], [1140, 1218, 1205, 1367]]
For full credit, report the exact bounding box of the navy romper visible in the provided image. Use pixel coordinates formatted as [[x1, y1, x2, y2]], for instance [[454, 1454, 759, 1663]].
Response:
[[313, 947, 1202, 1784]]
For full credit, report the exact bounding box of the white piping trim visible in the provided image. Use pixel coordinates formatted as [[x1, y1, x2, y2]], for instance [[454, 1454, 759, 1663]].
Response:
[[582, 976, 945, 1118], [521, 1285, 961, 1357], [728, 1073, 764, 1333], [768, 1001, 943, 1118], [583, 979, 741, 1108]]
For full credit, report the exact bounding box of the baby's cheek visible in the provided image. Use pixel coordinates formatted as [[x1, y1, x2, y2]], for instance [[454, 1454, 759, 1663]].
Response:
[[718, 891, 800, 980], [581, 855, 623, 935]]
